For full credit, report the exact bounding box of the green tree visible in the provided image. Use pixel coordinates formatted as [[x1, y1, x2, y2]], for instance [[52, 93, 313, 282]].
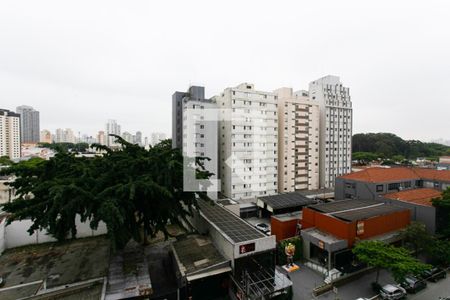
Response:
[[353, 240, 430, 284], [432, 187, 450, 237], [399, 222, 433, 257], [352, 152, 378, 165], [0, 156, 13, 166], [1, 136, 212, 249], [392, 155, 405, 163]]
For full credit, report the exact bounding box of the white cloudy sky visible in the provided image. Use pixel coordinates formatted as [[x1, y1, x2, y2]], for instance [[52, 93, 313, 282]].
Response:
[[0, 0, 449, 141]]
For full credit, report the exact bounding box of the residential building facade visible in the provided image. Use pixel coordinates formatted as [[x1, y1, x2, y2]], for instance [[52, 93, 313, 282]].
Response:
[[274, 88, 320, 192], [40, 129, 52, 144], [0, 109, 21, 159], [309, 75, 352, 188], [16, 105, 40, 144], [105, 119, 121, 147], [216, 83, 278, 202]]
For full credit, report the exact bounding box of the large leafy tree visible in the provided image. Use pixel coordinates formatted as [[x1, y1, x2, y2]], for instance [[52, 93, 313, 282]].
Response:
[[353, 240, 430, 283], [399, 222, 433, 257], [432, 187, 450, 237], [1, 136, 212, 249]]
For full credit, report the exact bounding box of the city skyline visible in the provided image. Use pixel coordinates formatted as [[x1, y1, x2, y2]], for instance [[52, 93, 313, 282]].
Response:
[[1, 1, 449, 142]]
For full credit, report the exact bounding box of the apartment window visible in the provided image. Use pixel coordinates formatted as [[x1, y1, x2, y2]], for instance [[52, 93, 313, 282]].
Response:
[[388, 183, 400, 191], [376, 185, 384, 192]]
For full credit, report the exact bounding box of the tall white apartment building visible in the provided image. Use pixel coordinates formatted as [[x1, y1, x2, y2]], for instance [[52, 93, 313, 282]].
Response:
[[150, 132, 167, 146], [106, 119, 121, 147], [274, 88, 320, 192], [0, 109, 21, 159], [40, 129, 52, 144], [309, 75, 352, 188], [216, 83, 278, 202]]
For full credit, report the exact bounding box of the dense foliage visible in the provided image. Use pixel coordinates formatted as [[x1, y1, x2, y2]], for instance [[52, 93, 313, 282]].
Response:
[[432, 187, 450, 237], [1, 136, 212, 249], [352, 133, 450, 160], [38, 142, 90, 153], [353, 240, 430, 283]]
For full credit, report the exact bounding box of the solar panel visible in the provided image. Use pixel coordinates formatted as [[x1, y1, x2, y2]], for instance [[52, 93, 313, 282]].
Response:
[[258, 193, 315, 210], [197, 200, 265, 243]]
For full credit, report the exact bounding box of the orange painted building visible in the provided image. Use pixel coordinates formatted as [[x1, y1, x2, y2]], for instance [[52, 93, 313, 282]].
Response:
[[300, 199, 411, 271]]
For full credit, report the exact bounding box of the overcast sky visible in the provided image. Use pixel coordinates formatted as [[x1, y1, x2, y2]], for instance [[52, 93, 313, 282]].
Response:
[[0, 0, 449, 141]]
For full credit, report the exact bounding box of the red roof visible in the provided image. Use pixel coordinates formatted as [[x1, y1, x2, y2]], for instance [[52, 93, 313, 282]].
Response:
[[340, 167, 450, 183], [384, 188, 442, 207]]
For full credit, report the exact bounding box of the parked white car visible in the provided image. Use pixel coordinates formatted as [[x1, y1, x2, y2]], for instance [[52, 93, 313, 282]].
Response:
[[254, 223, 270, 233], [379, 284, 407, 300]]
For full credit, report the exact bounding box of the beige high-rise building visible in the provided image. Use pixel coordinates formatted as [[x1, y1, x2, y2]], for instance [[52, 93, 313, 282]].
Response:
[[0, 109, 21, 159], [216, 83, 278, 202], [274, 88, 320, 192], [40, 129, 52, 144], [97, 131, 106, 145]]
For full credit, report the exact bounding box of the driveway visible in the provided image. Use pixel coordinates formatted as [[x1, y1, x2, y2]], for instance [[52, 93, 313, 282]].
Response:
[[290, 264, 394, 300]]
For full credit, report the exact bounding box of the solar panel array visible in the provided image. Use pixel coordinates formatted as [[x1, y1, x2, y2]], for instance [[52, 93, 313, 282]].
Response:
[[332, 204, 406, 222], [310, 199, 379, 213], [258, 193, 314, 210], [198, 201, 265, 243]]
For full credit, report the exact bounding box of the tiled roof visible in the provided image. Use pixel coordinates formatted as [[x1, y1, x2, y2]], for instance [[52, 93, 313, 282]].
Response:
[[384, 188, 442, 207], [340, 167, 450, 183]]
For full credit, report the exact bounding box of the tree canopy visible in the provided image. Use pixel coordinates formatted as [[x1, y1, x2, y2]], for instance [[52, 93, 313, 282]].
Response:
[[353, 240, 430, 283], [38, 142, 90, 153], [352, 133, 450, 160], [0, 156, 13, 166], [432, 187, 450, 237], [1, 136, 212, 249]]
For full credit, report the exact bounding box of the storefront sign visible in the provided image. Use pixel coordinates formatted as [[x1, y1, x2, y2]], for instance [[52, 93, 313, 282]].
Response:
[[239, 243, 255, 254], [318, 240, 325, 249], [357, 221, 365, 235]]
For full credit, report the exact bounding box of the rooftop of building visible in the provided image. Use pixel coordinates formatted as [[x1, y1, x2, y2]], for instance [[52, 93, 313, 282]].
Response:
[[308, 199, 380, 214], [171, 234, 230, 281], [307, 199, 408, 223], [0, 236, 110, 300], [340, 167, 450, 183], [384, 188, 442, 207], [257, 192, 315, 211], [197, 200, 266, 243]]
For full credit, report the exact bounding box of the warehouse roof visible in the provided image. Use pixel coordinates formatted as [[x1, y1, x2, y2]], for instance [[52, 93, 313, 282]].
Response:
[[309, 199, 380, 214], [331, 204, 407, 222], [257, 192, 315, 210]]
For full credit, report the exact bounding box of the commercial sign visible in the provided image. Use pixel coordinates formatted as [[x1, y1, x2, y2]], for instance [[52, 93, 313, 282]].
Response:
[[239, 243, 255, 254], [357, 221, 365, 235]]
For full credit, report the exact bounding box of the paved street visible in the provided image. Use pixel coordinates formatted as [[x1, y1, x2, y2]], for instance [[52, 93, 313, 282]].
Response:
[[290, 264, 393, 300], [409, 275, 450, 300]]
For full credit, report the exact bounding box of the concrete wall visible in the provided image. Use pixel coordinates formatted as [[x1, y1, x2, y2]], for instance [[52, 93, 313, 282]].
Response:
[[0, 215, 107, 254], [382, 198, 436, 233]]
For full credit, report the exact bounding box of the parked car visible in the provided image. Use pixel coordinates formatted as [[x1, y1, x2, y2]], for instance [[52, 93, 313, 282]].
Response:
[[254, 223, 270, 233], [421, 267, 447, 282], [400, 275, 427, 293], [379, 284, 407, 300]]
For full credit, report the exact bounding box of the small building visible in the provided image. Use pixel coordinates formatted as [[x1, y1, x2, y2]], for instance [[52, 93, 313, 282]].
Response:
[[257, 192, 316, 241], [383, 188, 442, 233], [301, 199, 410, 273], [437, 156, 450, 170], [185, 200, 293, 300], [335, 167, 450, 200]]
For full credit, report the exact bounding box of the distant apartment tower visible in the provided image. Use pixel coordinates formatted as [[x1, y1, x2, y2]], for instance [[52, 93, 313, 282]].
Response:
[[54, 128, 76, 143], [216, 83, 278, 201], [134, 131, 142, 146], [40, 129, 52, 144], [274, 88, 320, 192], [97, 131, 106, 145], [122, 132, 134, 143], [309, 75, 352, 188], [106, 119, 121, 147], [16, 105, 40, 144], [150, 132, 167, 146], [0, 109, 21, 159]]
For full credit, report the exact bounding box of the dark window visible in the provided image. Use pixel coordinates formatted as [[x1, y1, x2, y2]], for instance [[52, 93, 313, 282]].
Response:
[[404, 181, 411, 188], [415, 180, 423, 187], [376, 185, 383, 192], [388, 183, 400, 191]]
